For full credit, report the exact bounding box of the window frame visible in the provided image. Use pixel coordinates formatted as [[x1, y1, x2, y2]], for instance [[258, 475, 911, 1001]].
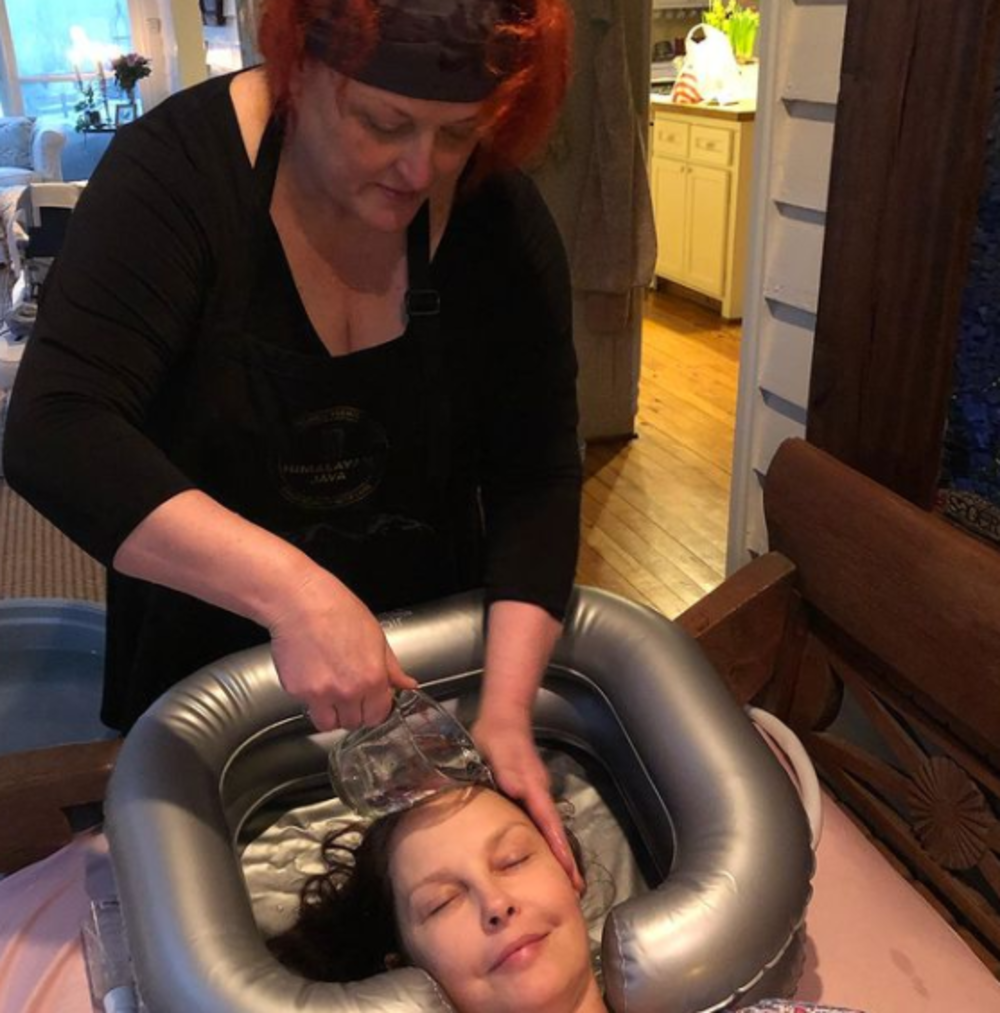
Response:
[[0, 0, 150, 119]]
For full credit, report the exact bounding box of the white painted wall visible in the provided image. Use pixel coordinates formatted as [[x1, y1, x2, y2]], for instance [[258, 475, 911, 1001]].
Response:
[[130, 0, 207, 109], [726, 0, 848, 571], [0, 0, 21, 115], [167, 0, 210, 91]]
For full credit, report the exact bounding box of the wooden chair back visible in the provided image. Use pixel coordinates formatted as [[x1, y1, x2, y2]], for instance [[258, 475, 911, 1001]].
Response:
[[765, 438, 1000, 766], [768, 439, 1000, 971], [681, 437, 1000, 974]]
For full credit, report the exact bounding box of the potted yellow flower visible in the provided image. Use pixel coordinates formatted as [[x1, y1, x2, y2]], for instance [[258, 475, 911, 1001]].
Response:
[[704, 0, 760, 64]]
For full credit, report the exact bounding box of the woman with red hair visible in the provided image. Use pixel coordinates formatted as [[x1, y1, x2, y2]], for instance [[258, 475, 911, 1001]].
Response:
[[5, 0, 581, 881]]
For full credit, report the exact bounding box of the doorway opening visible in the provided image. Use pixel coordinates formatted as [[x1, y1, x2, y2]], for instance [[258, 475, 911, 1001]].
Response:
[[576, 2, 759, 616]]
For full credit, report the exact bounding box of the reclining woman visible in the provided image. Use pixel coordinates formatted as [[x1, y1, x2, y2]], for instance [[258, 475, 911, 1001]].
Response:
[[268, 783, 862, 1013]]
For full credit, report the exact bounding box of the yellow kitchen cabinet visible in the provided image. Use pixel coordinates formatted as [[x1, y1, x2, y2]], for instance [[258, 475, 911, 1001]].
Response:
[[651, 156, 688, 280], [650, 104, 755, 319]]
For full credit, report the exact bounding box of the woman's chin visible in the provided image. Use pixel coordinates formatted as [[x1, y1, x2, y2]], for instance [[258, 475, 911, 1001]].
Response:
[[489, 963, 599, 1013], [359, 187, 424, 232]]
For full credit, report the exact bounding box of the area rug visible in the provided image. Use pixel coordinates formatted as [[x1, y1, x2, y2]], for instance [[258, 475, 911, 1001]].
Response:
[[0, 480, 105, 601]]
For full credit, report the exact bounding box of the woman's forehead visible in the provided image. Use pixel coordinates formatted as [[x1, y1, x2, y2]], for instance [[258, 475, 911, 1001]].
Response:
[[390, 791, 534, 868]]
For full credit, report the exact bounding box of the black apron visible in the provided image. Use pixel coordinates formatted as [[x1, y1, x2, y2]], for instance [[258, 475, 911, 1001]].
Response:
[[103, 116, 484, 731]]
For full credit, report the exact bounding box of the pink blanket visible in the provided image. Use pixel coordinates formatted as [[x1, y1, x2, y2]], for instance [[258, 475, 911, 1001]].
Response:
[[796, 794, 1000, 1011], [0, 830, 110, 1013]]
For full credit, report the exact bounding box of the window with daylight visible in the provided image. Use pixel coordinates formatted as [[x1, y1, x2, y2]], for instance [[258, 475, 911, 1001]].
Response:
[[3, 0, 134, 119]]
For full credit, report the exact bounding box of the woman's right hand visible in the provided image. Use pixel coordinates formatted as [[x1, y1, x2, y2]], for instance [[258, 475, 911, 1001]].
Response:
[[111, 491, 416, 731], [266, 566, 418, 732]]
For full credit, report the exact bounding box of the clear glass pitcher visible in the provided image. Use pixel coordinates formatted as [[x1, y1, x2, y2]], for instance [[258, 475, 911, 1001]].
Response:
[[328, 689, 494, 818]]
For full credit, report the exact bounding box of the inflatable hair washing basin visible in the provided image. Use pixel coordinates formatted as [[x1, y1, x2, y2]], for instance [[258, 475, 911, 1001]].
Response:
[[106, 587, 817, 1013]]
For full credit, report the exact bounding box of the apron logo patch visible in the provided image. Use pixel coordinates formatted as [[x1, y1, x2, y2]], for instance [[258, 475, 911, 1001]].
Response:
[[276, 405, 389, 509]]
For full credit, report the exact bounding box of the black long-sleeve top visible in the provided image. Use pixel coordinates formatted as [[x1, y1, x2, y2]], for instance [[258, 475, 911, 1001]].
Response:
[[3, 73, 581, 730]]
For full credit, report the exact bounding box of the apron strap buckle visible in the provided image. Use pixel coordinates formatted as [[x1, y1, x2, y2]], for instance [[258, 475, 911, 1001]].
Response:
[[405, 289, 441, 318]]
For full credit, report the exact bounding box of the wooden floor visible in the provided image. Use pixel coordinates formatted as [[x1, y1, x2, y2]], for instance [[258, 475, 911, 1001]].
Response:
[[575, 288, 741, 617]]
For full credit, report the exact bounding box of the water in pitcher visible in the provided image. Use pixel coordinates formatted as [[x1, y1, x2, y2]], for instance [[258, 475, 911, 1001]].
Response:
[[330, 689, 493, 817]]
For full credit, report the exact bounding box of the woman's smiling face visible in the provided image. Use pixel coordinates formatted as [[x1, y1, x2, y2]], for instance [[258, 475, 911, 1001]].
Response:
[[388, 789, 600, 1013]]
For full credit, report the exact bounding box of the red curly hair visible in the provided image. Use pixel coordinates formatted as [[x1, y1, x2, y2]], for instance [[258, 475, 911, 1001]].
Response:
[[256, 0, 572, 178]]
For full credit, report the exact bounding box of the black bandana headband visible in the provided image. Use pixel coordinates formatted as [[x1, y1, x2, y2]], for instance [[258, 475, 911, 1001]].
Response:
[[305, 0, 518, 102]]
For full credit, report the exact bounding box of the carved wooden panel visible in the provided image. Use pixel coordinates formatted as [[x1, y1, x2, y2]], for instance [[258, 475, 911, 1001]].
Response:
[[786, 626, 1000, 975]]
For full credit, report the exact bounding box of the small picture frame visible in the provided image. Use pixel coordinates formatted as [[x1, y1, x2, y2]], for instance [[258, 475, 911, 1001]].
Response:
[[115, 104, 136, 128]]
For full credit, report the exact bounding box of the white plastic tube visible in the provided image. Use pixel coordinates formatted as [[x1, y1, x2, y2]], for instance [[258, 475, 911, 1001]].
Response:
[[103, 985, 139, 1013], [746, 705, 823, 850]]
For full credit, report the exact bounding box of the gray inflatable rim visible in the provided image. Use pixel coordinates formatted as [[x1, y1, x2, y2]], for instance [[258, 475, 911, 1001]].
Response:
[[106, 586, 814, 1013]]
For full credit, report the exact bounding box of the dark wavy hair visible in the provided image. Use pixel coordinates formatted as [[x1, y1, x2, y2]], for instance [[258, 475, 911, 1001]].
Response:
[[267, 790, 586, 982], [256, 0, 573, 179]]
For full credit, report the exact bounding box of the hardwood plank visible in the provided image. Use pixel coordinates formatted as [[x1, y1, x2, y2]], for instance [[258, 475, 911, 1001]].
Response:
[[587, 439, 728, 519], [586, 449, 729, 572], [575, 540, 657, 610], [639, 391, 735, 474], [641, 291, 743, 359], [642, 316, 742, 369], [639, 347, 737, 426], [583, 482, 722, 593], [580, 519, 688, 617], [642, 317, 740, 391], [626, 417, 731, 491], [581, 492, 702, 612]]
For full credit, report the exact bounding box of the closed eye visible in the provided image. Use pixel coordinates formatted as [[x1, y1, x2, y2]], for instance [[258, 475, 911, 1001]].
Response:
[[441, 125, 478, 144], [425, 891, 460, 919], [362, 114, 410, 138]]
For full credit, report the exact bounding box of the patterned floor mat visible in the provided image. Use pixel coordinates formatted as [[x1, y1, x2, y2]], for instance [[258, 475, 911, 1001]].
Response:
[[0, 480, 105, 601]]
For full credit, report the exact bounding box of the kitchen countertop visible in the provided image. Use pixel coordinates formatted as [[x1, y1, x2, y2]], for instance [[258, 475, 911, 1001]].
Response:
[[650, 95, 756, 121]]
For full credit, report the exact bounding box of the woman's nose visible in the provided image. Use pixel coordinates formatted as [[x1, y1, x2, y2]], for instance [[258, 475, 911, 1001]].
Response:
[[484, 898, 518, 930], [396, 135, 436, 190]]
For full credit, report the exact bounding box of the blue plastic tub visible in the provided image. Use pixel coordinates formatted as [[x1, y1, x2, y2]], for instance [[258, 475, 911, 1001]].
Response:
[[0, 598, 114, 754]]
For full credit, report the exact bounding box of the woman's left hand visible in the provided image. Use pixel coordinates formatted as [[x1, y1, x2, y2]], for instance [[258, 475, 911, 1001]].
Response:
[[472, 713, 585, 894]]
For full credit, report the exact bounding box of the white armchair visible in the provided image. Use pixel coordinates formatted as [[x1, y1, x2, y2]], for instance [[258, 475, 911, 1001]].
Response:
[[0, 117, 65, 187]]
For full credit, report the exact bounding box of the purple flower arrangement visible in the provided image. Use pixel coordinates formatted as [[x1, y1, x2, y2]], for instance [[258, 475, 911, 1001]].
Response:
[[111, 53, 152, 98]]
